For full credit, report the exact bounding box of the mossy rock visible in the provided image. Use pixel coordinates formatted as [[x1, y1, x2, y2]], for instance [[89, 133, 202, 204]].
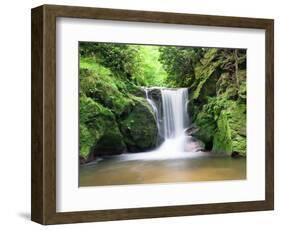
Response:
[[119, 97, 158, 152], [94, 130, 126, 156], [216, 72, 237, 99], [191, 48, 222, 102], [192, 96, 246, 156], [80, 67, 133, 117], [79, 96, 126, 160], [126, 82, 146, 98], [192, 111, 216, 150], [227, 102, 246, 156], [212, 111, 232, 155], [79, 62, 160, 157], [146, 88, 163, 118], [212, 101, 246, 156]]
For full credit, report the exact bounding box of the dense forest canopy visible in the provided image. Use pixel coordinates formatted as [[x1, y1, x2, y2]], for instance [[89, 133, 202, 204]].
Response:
[[79, 42, 246, 162], [79, 42, 167, 86]]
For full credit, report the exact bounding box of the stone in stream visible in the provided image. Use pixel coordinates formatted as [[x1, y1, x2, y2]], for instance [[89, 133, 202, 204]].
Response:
[[184, 135, 205, 152]]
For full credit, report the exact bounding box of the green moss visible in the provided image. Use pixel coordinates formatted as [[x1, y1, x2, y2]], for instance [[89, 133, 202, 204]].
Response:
[[80, 63, 133, 117], [213, 111, 232, 154], [191, 74, 208, 100], [200, 48, 218, 66], [238, 69, 246, 82], [79, 96, 126, 159], [211, 100, 246, 155], [238, 81, 246, 100], [227, 102, 247, 156], [119, 97, 158, 151], [79, 56, 161, 157], [193, 95, 246, 156], [193, 111, 216, 150], [94, 129, 126, 156], [80, 57, 112, 76], [232, 135, 246, 156], [79, 123, 93, 158], [191, 49, 222, 101]]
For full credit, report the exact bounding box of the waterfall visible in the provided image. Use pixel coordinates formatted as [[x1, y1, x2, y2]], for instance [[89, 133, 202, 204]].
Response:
[[161, 88, 188, 139], [144, 87, 189, 153], [119, 87, 191, 161]]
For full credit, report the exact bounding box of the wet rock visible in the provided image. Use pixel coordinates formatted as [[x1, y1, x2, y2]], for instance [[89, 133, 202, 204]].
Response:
[[185, 126, 199, 136], [184, 136, 205, 152], [119, 97, 159, 152], [79, 96, 126, 161], [231, 151, 243, 158]]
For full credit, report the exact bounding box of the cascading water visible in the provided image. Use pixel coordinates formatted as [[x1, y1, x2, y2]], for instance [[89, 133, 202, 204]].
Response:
[[119, 87, 193, 161], [161, 88, 188, 139], [157, 88, 189, 153]]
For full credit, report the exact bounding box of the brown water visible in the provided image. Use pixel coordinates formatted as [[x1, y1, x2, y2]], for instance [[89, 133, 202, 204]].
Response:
[[79, 152, 246, 187]]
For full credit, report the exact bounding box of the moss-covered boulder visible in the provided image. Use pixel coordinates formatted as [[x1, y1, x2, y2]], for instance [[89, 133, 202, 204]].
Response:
[[192, 111, 216, 150], [119, 97, 158, 152], [79, 63, 160, 158], [79, 96, 126, 161], [126, 83, 146, 98], [80, 68, 132, 118], [94, 130, 126, 156], [192, 94, 246, 156], [213, 102, 246, 156], [212, 111, 232, 154], [227, 102, 246, 156]]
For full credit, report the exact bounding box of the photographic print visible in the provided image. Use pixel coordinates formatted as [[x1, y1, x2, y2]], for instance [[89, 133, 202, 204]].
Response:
[[79, 42, 247, 186], [31, 5, 273, 224]]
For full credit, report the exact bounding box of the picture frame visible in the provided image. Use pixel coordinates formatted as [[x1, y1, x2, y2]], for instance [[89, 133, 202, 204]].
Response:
[[31, 4, 274, 225]]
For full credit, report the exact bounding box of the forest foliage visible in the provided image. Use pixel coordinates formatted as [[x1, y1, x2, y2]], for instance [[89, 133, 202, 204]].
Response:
[[79, 42, 247, 162]]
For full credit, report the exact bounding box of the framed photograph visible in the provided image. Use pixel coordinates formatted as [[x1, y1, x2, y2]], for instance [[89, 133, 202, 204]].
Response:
[[31, 4, 274, 225]]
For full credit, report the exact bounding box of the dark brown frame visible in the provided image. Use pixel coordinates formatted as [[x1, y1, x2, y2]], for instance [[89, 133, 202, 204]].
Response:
[[31, 4, 274, 225]]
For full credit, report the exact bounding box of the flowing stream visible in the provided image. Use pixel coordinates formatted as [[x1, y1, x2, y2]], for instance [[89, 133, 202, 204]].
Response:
[[80, 88, 246, 186]]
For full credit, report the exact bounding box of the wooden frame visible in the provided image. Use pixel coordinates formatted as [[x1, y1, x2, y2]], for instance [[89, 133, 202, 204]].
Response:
[[31, 4, 274, 225]]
